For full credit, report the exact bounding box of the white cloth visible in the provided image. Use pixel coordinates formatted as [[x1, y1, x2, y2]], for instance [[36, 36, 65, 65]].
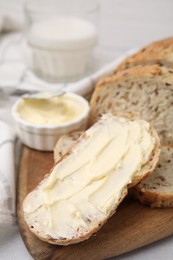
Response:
[[0, 120, 16, 225]]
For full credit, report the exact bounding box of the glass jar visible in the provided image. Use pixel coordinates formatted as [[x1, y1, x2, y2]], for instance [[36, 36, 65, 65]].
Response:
[[24, 0, 100, 83]]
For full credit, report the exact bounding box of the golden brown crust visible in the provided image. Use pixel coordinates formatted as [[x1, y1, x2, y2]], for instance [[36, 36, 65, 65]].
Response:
[[114, 37, 173, 72]]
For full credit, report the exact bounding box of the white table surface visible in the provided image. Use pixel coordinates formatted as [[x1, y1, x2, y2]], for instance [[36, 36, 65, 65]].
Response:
[[0, 0, 173, 259]]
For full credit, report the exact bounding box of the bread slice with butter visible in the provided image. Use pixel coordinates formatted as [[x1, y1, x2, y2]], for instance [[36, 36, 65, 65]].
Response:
[[114, 37, 173, 72], [23, 114, 160, 245], [55, 134, 173, 209], [90, 64, 173, 145], [131, 146, 173, 208]]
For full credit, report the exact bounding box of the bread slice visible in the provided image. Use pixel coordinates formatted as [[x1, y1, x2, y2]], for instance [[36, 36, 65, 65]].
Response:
[[114, 37, 173, 72], [55, 134, 173, 209], [90, 64, 173, 145], [23, 114, 160, 245], [131, 146, 173, 208], [55, 135, 173, 209]]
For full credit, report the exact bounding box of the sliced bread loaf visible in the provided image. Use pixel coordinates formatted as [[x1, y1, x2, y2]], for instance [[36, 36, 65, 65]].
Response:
[[23, 114, 160, 245], [90, 64, 173, 145], [114, 37, 173, 72], [131, 146, 173, 208]]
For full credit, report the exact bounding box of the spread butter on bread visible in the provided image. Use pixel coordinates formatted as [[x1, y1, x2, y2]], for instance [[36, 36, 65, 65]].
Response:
[[23, 114, 160, 245], [55, 133, 173, 209]]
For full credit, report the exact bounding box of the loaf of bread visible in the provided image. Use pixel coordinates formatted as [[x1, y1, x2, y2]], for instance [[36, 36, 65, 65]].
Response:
[[90, 64, 173, 145], [23, 114, 160, 245], [114, 37, 173, 72], [131, 146, 173, 208]]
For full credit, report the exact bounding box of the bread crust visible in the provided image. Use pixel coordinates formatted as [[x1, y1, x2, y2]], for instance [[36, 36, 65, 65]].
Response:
[[114, 37, 173, 72], [23, 120, 160, 245]]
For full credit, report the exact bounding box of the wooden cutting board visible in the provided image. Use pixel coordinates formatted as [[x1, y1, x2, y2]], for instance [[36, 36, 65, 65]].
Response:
[[17, 146, 173, 260]]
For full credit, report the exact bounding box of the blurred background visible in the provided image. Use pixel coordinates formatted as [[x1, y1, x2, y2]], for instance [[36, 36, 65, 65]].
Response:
[[0, 0, 172, 55], [0, 0, 172, 127]]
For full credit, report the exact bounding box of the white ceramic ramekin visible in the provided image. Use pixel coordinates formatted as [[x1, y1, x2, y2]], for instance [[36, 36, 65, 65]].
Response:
[[28, 17, 97, 82], [12, 92, 90, 151]]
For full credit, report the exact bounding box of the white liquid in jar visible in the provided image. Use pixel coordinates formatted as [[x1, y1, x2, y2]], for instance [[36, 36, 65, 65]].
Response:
[[29, 17, 97, 49], [28, 17, 97, 81]]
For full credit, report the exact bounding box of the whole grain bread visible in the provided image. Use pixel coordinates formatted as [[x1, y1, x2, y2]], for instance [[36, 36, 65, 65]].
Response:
[[90, 64, 173, 145], [114, 37, 173, 72], [131, 146, 173, 208], [23, 115, 160, 245]]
